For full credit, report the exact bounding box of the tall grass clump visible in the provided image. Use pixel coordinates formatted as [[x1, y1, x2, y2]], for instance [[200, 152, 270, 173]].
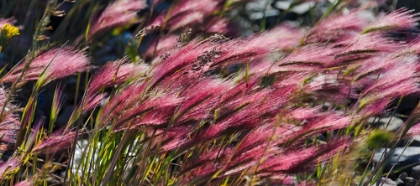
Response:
[[1, 0, 420, 185]]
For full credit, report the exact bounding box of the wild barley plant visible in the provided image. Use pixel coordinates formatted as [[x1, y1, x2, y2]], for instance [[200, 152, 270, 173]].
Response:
[[1, 0, 420, 185]]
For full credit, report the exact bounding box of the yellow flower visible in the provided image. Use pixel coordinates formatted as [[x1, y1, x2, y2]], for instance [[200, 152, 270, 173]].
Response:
[[0, 23, 19, 52], [1, 23, 20, 39]]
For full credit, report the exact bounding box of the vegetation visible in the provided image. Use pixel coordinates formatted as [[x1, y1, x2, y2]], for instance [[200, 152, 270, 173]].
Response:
[[0, 0, 420, 185]]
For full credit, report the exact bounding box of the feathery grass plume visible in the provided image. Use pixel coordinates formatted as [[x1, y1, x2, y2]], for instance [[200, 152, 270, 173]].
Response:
[[357, 97, 393, 116], [39, 49, 91, 85], [334, 33, 400, 61], [259, 174, 304, 186], [151, 0, 163, 6], [361, 60, 418, 97], [161, 84, 298, 152], [1, 46, 90, 86], [235, 59, 275, 80], [88, 0, 148, 40], [303, 74, 356, 104], [178, 77, 258, 121], [179, 149, 244, 184], [177, 125, 348, 184], [210, 25, 304, 67], [148, 0, 220, 32], [271, 108, 352, 144], [215, 82, 286, 113], [401, 36, 420, 55], [274, 63, 324, 73], [48, 84, 65, 132], [287, 106, 323, 120], [86, 59, 149, 97], [151, 26, 302, 90], [168, 12, 205, 32], [66, 92, 106, 129], [144, 35, 179, 58], [99, 82, 157, 127], [163, 46, 226, 89], [0, 87, 20, 151], [271, 72, 312, 89], [81, 93, 107, 113], [31, 129, 80, 155], [22, 119, 43, 153], [350, 55, 398, 82], [14, 180, 33, 186], [177, 138, 279, 183], [206, 18, 230, 34], [358, 56, 420, 110], [230, 123, 288, 156], [257, 138, 349, 173], [220, 125, 298, 174], [152, 125, 191, 152], [306, 11, 368, 43], [78, 60, 148, 124], [116, 107, 174, 131], [362, 8, 420, 34], [0, 114, 20, 147], [289, 112, 353, 141], [149, 38, 216, 89], [113, 93, 181, 130], [278, 44, 342, 71], [115, 79, 229, 131], [175, 79, 232, 121], [0, 158, 20, 179], [407, 123, 420, 136], [158, 92, 252, 150], [170, 0, 220, 16]]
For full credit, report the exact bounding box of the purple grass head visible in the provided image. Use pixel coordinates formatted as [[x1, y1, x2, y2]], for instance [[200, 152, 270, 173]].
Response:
[[211, 25, 304, 67], [307, 11, 368, 43], [0, 87, 20, 151], [0, 18, 16, 27], [14, 180, 34, 186], [86, 59, 149, 97], [2, 46, 91, 86], [32, 129, 80, 155], [148, 0, 220, 32], [362, 8, 420, 34], [88, 0, 148, 39], [0, 158, 20, 179]]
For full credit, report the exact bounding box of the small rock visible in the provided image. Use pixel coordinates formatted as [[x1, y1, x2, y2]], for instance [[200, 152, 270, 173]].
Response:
[[373, 147, 420, 171], [394, 178, 405, 186], [274, 1, 316, 14], [405, 177, 417, 186], [399, 172, 408, 180], [368, 116, 404, 131], [246, 1, 280, 20], [406, 135, 420, 147], [412, 165, 420, 180], [377, 177, 397, 186]]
